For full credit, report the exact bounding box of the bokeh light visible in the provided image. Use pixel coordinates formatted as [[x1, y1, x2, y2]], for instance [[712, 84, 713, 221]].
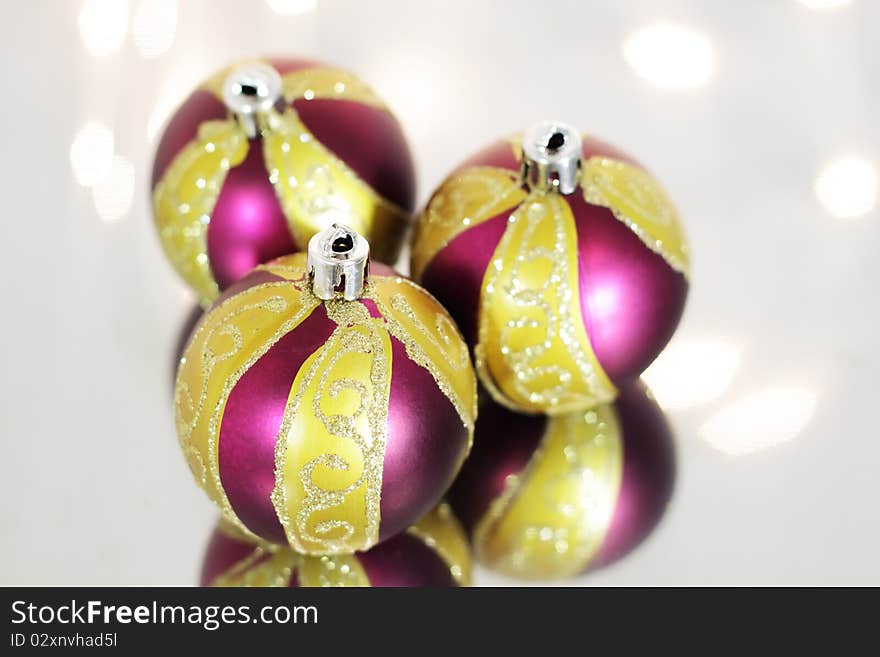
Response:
[[92, 156, 136, 223], [642, 338, 741, 411], [265, 0, 318, 15], [78, 0, 130, 57], [133, 0, 178, 59], [814, 155, 878, 219], [70, 122, 115, 187], [622, 23, 715, 90], [699, 387, 818, 456], [797, 0, 852, 10]]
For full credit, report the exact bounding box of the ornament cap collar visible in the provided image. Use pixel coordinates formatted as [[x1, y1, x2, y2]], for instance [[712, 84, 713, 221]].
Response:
[[223, 63, 284, 138], [521, 120, 582, 195], [307, 223, 370, 301]]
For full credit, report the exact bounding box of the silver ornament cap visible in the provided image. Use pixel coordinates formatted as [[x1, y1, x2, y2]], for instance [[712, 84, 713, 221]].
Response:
[[307, 224, 370, 301], [521, 120, 582, 195], [222, 62, 284, 138]]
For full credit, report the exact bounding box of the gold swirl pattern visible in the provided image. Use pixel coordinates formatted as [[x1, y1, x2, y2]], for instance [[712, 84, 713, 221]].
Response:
[[410, 166, 525, 280], [262, 109, 408, 265], [406, 503, 473, 586], [153, 120, 249, 305], [368, 276, 478, 446], [473, 406, 623, 579], [174, 255, 319, 542], [271, 299, 392, 555], [209, 505, 470, 587], [581, 156, 690, 277], [476, 193, 616, 415]]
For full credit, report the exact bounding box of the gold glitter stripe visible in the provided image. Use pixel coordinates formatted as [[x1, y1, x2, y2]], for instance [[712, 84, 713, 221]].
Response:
[[211, 546, 298, 587], [367, 276, 477, 451], [280, 67, 388, 109], [271, 299, 392, 555], [209, 505, 471, 587], [261, 257, 478, 444], [211, 517, 370, 586], [581, 156, 690, 278], [297, 554, 371, 587], [475, 192, 617, 415], [262, 109, 409, 266], [473, 406, 623, 579], [208, 546, 370, 587], [153, 119, 249, 305], [406, 503, 472, 586], [253, 260, 305, 284], [175, 262, 319, 542], [411, 166, 526, 281]]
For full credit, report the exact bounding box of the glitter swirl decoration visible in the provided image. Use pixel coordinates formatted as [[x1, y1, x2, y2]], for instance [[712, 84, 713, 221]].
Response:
[[411, 133, 690, 414], [411, 166, 526, 280], [271, 299, 392, 554], [153, 120, 248, 303], [174, 276, 319, 535], [174, 253, 476, 555], [262, 110, 406, 251], [152, 58, 415, 305], [472, 405, 623, 579], [476, 193, 616, 414], [201, 504, 472, 587], [581, 157, 689, 274], [449, 382, 676, 580]]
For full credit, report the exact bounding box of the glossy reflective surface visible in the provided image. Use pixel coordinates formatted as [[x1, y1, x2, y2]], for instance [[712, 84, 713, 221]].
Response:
[[2, 0, 879, 584]]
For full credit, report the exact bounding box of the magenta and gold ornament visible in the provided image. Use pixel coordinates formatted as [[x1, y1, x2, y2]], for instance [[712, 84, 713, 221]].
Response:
[[411, 121, 689, 414], [174, 224, 476, 556], [448, 382, 675, 579], [152, 57, 416, 305], [201, 504, 471, 587]]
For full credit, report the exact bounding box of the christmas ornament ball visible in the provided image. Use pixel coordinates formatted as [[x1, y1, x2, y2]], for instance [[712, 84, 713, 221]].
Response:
[[174, 225, 476, 556], [448, 381, 675, 580], [201, 504, 471, 587], [411, 121, 689, 415], [152, 57, 416, 305]]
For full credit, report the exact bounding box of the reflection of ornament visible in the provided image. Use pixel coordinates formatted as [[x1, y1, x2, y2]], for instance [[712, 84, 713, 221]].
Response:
[[174, 225, 476, 555], [201, 504, 471, 587], [449, 382, 674, 579], [411, 121, 689, 414], [152, 57, 416, 305]]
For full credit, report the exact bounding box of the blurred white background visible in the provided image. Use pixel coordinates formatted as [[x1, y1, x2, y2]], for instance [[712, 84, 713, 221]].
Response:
[[1, 0, 878, 585]]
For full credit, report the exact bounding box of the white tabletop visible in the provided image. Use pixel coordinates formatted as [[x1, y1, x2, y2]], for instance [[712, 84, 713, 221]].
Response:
[[2, 0, 878, 585]]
